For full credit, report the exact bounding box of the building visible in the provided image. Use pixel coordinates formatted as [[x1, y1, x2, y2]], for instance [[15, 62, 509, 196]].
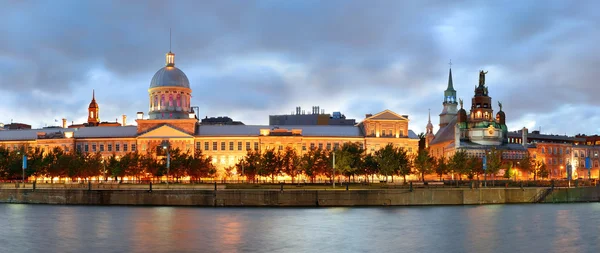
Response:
[[508, 130, 599, 179], [201, 116, 244, 125], [2, 122, 32, 130], [269, 106, 356, 126], [0, 48, 419, 179], [428, 69, 528, 168]]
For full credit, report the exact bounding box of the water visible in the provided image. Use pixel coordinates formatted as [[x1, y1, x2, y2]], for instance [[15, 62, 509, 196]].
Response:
[[1, 204, 599, 253]]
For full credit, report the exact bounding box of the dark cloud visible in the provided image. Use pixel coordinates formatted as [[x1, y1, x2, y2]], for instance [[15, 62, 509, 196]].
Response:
[[0, 0, 598, 135]]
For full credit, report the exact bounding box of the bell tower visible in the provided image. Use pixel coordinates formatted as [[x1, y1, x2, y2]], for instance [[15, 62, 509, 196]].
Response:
[[439, 64, 458, 128], [87, 90, 100, 126]]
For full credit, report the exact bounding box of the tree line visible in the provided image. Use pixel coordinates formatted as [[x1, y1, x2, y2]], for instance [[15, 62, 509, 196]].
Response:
[[0, 143, 549, 183]]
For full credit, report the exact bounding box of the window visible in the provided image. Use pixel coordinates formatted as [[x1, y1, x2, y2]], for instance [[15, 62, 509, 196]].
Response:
[[108, 144, 112, 152], [302, 143, 307, 151], [212, 142, 217, 150], [196, 142, 201, 150], [575, 151, 578, 157], [92, 143, 97, 152], [77, 144, 82, 152], [580, 151, 584, 157], [310, 143, 315, 149], [318, 143, 323, 150], [542, 147, 545, 154], [84, 144, 89, 152], [254, 142, 259, 150], [559, 148, 563, 155], [123, 144, 128, 152], [400, 130, 404, 137], [238, 142, 242, 151], [204, 142, 209, 150], [566, 148, 570, 154], [408, 147, 413, 153], [334, 143, 340, 150], [326, 143, 331, 150], [246, 142, 251, 150], [279, 145, 283, 151], [131, 144, 136, 152], [116, 144, 120, 152], [221, 142, 225, 151], [229, 142, 234, 151], [371, 130, 375, 136], [100, 144, 104, 152]]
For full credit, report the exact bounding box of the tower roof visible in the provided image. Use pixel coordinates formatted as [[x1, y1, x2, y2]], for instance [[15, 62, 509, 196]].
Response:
[[149, 51, 190, 89], [445, 68, 455, 92], [88, 90, 98, 109]]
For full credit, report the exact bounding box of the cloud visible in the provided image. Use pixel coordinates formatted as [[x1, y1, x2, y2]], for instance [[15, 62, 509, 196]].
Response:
[[0, 0, 598, 136]]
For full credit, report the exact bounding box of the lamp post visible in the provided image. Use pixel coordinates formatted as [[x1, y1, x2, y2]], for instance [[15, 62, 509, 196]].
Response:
[[163, 142, 170, 188], [332, 150, 336, 188], [483, 152, 488, 188], [19, 152, 27, 188]]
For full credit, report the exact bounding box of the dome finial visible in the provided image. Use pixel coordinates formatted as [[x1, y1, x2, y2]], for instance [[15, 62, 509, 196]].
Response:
[[166, 28, 175, 67]]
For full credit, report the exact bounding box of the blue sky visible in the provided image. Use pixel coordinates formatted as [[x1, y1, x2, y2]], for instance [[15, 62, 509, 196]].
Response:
[[0, 0, 599, 136]]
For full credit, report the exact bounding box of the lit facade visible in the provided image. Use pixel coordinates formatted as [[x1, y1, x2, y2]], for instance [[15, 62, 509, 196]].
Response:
[[0, 50, 419, 176]]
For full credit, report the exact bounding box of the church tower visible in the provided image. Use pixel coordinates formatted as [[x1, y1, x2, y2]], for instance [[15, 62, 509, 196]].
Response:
[[439, 67, 458, 128], [425, 109, 435, 148], [87, 90, 100, 126]]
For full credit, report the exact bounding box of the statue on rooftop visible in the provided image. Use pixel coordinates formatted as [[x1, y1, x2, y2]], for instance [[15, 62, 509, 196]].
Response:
[[479, 70, 488, 86], [498, 101, 503, 111]]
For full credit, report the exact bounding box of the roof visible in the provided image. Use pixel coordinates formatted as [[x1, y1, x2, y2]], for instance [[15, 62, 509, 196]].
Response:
[[197, 125, 363, 137], [150, 66, 190, 88], [507, 131, 584, 142], [0, 126, 138, 141], [429, 116, 457, 145]]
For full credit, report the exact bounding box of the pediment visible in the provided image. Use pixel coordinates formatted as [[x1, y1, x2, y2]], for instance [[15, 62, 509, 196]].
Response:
[[366, 110, 409, 121], [138, 125, 193, 138]]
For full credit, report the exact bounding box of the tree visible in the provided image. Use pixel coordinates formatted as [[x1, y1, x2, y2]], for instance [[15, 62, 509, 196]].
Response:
[[417, 132, 426, 152], [519, 152, 535, 180], [334, 142, 364, 182], [281, 147, 300, 183], [449, 150, 468, 181], [486, 147, 503, 185], [237, 150, 261, 182], [467, 156, 483, 180], [362, 153, 379, 183], [413, 149, 435, 182], [259, 149, 281, 183], [374, 144, 409, 183], [435, 156, 448, 181], [300, 148, 321, 183], [538, 162, 549, 179]]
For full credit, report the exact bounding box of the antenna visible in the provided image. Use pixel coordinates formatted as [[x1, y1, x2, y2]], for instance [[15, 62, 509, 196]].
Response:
[[169, 28, 172, 52], [448, 59, 452, 68]]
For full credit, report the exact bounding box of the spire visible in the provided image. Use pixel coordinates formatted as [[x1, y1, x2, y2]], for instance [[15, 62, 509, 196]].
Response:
[[92, 89, 95, 101], [446, 68, 455, 92], [428, 109, 431, 123]]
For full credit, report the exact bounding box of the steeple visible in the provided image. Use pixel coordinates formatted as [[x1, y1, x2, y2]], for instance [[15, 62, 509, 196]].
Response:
[[444, 67, 457, 104], [88, 89, 100, 126], [438, 62, 459, 129], [426, 109, 434, 134]]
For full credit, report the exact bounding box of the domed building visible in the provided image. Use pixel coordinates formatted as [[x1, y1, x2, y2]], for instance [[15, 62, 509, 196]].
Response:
[[148, 51, 193, 120]]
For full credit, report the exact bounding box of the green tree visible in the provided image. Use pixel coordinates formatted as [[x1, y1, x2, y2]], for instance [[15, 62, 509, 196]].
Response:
[[413, 149, 435, 182], [362, 153, 379, 183], [238, 150, 261, 182], [335, 142, 365, 182], [449, 150, 468, 181], [538, 162, 549, 179], [486, 147, 503, 185], [519, 152, 536, 180]]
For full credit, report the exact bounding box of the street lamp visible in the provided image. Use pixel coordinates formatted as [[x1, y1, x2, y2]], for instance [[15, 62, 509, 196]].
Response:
[[162, 141, 170, 187], [17, 151, 26, 188], [332, 149, 336, 188]]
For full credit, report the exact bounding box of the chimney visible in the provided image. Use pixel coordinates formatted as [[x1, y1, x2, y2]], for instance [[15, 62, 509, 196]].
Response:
[[522, 127, 528, 147], [365, 114, 373, 118], [122, 115, 127, 126], [137, 112, 144, 120], [62, 118, 67, 128]]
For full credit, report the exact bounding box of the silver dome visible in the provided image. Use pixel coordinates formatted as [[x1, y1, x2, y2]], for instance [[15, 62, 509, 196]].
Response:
[[149, 66, 190, 89]]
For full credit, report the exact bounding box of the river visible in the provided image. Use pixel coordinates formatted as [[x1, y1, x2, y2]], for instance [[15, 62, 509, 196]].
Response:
[[1, 203, 599, 253]]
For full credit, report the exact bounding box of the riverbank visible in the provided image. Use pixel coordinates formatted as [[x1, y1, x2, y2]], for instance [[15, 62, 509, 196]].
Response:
[[1, 186, 598, 206]]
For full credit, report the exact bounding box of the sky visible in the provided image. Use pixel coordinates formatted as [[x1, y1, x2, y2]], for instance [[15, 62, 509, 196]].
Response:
[[0, 0, 599, 136]]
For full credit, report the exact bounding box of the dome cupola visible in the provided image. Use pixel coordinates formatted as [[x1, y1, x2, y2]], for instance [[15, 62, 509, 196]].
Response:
[[148, 50, 193, 120]]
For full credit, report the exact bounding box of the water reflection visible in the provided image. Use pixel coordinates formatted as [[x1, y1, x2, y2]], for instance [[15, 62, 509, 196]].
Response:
[[1, 204, 599, 253]]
